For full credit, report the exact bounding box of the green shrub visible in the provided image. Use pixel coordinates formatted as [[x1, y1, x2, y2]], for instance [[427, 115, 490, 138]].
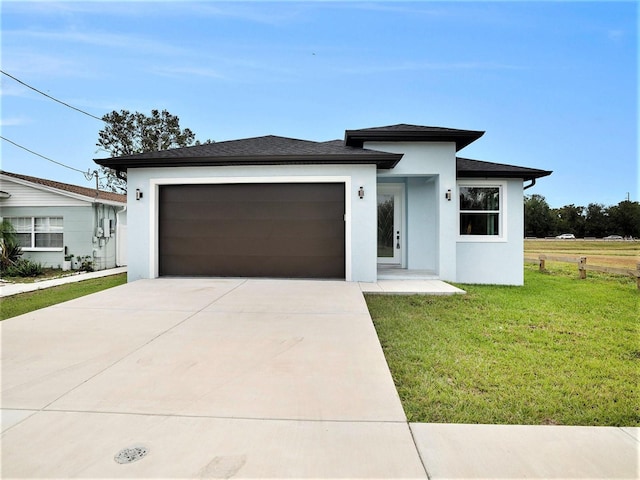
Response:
[[78, 255, 94, 272], [5, 259, 45, 277]]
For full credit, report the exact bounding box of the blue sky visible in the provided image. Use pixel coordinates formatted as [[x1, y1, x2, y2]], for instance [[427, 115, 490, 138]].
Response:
[[1, 1, 637, 208]]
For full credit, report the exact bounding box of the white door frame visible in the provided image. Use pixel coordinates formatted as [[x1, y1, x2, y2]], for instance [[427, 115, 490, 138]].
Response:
[[148, 176, 353, 280], [377, 183, 405, 266]]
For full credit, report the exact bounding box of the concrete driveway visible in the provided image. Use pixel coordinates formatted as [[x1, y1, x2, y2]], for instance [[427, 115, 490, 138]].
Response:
[[1, 278, 427, 478]]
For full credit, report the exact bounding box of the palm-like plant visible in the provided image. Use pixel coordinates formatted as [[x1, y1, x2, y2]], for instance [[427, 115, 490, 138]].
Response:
[[0, 220, 23, 271]]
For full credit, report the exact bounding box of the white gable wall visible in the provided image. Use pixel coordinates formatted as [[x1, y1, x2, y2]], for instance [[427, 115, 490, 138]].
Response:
[[0, 179, 88, 207]]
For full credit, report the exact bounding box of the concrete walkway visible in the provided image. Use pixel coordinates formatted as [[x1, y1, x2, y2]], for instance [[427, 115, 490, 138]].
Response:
[[0, 266, 127, 297], [1, 278, 638, 478]]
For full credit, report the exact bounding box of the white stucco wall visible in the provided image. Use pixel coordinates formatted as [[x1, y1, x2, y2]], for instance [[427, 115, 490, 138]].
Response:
[[126, 164, 378, 282], [366, 142, 458, 280], [406, 177, 438, 271], [456, 179, 524, 285]]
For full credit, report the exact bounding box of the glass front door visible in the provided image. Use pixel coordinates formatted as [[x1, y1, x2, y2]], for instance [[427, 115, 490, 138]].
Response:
[[377, 185, 403, 265]]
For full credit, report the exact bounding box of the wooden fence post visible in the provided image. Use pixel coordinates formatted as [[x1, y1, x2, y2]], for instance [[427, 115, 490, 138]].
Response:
[[578, 257, 587, 279], [636, 263, 640, 290], [539, 255, 546, 271]]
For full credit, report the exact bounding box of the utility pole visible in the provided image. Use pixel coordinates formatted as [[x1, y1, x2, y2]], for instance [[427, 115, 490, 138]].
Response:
[[85, 169, 99, 197]]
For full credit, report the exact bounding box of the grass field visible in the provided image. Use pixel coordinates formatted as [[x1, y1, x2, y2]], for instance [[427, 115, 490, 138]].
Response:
[[525, 239, 639, 270], [0, 273, 127, 320], [366, 265, 639, 426]]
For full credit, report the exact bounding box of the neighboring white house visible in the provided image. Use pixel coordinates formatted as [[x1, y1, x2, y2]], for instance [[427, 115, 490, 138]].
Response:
[[94, 124, 551, 285], [0, 171, 127, 270]]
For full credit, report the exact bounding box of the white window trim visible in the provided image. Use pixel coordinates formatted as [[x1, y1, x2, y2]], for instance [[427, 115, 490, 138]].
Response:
[[6, 216, 64, 251], [456, 180, 508, 243], [147, 176, 353, 280]]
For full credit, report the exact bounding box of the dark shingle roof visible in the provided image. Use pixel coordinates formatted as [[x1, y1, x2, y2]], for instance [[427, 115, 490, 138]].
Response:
[[0, 170, 126, 203], [92, 128, 551, 182], [457, 157, 552, 181], [345, 124, 485, 150], [94, 135, 404, 171]]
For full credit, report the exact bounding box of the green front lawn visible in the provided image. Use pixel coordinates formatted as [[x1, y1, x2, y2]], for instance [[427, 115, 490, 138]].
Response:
[[0, 273, 127, 320], [366, 265, 639, 426]]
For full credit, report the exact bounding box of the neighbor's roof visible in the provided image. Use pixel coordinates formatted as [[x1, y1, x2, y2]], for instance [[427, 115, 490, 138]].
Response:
[[345, 124, 485, 150], [94, 135, 404, 171], [0, 170, 126, 203], [457, 157, 552, 181]]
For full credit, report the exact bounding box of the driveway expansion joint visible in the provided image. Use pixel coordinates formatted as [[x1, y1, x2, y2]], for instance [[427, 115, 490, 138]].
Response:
[[39, 407, 410, 425]]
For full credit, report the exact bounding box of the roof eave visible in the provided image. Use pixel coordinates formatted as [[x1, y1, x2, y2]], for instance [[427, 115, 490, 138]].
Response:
[[1, 173, 125, 205], [344, 130, 485, 151], [94, 153, 404, 170], [457, 170, 553, 181]]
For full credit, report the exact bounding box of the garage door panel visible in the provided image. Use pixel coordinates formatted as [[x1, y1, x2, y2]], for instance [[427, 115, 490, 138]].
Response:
[[168, 201, 345, 222], [160, 254, 344, 278], [160, 234, 345, 258], [160, 219, 343, 240], [159, 183, 345, 278]]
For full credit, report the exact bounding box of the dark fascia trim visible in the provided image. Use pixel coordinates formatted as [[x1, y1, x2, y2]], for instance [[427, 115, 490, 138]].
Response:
[[94, 153, 405, 171], [456, 157, 553, 182], [457, 170, 553, 181], [345, 129, 485, 151]]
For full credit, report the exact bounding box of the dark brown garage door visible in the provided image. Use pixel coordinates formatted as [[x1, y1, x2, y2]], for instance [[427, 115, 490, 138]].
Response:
[[159, 183, 345, 278]]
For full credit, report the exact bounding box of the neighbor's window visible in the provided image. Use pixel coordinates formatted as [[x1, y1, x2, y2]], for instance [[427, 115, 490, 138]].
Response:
[[7, 217, 63, 249], [459, 186, 501, 236]]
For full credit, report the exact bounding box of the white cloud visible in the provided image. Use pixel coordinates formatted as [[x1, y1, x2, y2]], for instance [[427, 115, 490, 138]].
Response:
[[150, 66, 226, 80], [1, 50, 87, 79], [336, 60, 525, 75], [0, 116, 30, 127], [182, 3, 308, 26], [4, 28, 188, 57]]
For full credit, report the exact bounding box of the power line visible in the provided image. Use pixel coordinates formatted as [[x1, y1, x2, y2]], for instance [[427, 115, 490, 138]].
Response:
[[1, 135, 89, 175], [1, 69, 104, 122]]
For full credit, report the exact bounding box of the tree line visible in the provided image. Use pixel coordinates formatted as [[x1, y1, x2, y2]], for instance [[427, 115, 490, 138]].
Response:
[[524, 194, 640, 239]]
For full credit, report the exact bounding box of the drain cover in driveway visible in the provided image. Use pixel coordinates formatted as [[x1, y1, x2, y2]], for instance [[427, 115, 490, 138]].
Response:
[[114, 445, 148, 464]]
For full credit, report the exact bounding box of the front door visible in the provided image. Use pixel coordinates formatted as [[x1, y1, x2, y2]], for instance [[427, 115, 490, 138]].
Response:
[[377, 184, 403, 265]]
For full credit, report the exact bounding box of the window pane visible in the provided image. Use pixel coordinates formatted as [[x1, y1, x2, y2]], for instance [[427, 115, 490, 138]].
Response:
[[460, 187, 500, 211], [15, 233, 32, 248], [35, 233, 63, 248], [34, 217, 51, 232], [377, 195, 394, 257], [49, 217, 64, 231], [9, 217, 31, 233], [460, 213, 499, 235]]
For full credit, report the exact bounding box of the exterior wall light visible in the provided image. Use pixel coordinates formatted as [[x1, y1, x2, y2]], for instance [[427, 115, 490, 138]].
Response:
[[358, 186, 365, 199], [445, 189, 452, 201], [135, 188, 143, 200]]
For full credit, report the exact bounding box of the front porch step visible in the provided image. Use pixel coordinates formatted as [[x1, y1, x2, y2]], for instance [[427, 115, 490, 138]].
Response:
[[360, 280, 466, 295], [377, 268, 439, 280]]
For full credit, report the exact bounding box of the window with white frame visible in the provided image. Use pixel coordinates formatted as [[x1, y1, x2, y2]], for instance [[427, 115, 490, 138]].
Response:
[[7, 217, 64, 249], [459, 185, 502, 236]]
